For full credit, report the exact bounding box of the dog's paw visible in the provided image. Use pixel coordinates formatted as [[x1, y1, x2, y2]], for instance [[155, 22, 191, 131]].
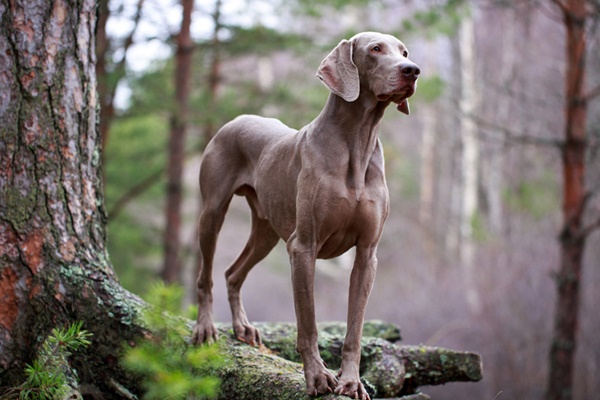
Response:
[[304, 361, 338, 397], [191, 320, 219, 345], [334, 377, 371, 400], [233, 322, 261, 347]]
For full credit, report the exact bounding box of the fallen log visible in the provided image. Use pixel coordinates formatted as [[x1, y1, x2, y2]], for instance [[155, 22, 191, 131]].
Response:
[[208, 321, 482, 398]]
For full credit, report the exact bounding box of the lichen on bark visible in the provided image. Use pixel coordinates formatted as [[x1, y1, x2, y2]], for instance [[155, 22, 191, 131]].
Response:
[[210, 321, 481, 399]]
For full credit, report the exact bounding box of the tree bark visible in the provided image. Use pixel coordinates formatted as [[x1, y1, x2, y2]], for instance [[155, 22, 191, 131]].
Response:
[[0, 0, 145, 394], [162, 0, 195, 283], [96, 0, 112, 154], [247, 322, 482, 398], [547, 1, 589, 399]]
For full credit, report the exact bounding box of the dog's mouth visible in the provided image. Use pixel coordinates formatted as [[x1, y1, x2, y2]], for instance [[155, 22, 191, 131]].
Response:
[[377, 81, 416, 103], [376, 81, 416, 115]]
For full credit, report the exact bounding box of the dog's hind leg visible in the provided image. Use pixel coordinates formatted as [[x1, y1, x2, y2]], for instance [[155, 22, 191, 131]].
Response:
[[225, 186, 279, 346], [191, 160, 237, 344]]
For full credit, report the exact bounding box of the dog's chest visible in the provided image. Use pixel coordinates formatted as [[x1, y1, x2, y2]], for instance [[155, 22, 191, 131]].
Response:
[[314, 177, 389, 258]]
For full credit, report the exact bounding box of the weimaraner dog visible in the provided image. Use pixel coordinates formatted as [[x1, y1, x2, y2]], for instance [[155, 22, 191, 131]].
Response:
[[192, 31, 419, 399]]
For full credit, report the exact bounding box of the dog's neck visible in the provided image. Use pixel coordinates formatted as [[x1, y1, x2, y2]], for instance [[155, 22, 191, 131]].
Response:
[[310, 93, 390, 188]]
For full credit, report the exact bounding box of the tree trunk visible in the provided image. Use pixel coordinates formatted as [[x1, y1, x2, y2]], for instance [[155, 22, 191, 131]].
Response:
[[96, 0, 145, 160], [249, 322, 482, 398], [0, 0, 144, 394], [194, 321, 481, 399], [96, 0, 113, 156], [458, 3, 481, 313], [482, 5, 519, 236], [162, 0, 195, 283], [419, 41, 437, 256], [203, 0, 222, 147], [547, 1, 588, 399]]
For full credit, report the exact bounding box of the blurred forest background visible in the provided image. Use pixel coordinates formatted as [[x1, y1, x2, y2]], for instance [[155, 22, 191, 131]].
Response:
[[98, 0, 600, 398]]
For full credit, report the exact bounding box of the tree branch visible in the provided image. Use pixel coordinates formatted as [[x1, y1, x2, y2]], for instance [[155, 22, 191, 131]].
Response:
[[107, 142, 207, 220], [585, 83, 600, 101], [242, 321, 482, 398], [471, 113, 564, 148], [551, 0, 569, 14], [108, 169, 164, 219], [109, 0, 146, 103], [580, 216, 600, 238]]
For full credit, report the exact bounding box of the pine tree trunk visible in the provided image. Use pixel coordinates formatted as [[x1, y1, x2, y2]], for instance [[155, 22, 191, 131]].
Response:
[[96, 0, 145, 159], [547, 1, 588, 399], [96, 0, 113, 156], [0, 0, 145, 393], [162, 0, 195, 283]]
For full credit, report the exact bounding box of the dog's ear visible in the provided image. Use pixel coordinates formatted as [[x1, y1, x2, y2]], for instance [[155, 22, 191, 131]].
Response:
[[316, 39, 359, 102], [397, 100, 410, 115]]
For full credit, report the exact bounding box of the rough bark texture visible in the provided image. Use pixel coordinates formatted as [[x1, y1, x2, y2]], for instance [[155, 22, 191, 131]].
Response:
[[162, 0, 195, 283], [0, 0, 145, 394], [547, 1, 588, 399], [95, 0, 112, 153], [237, 321, 482, 398]]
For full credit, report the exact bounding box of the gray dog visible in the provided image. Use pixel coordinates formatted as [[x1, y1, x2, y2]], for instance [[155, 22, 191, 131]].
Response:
[[192, 32, 419, 400]]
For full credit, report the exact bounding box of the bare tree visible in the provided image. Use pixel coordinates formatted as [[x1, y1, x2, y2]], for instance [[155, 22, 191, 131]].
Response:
[[547, 0, 600, 399], [162, 0, 195, 283], [458, 2, 481, 313]]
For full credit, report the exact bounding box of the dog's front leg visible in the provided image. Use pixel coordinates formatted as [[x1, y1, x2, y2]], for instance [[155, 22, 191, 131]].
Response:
[[287, 234, 338, 396], [335, 246, 377, 400]]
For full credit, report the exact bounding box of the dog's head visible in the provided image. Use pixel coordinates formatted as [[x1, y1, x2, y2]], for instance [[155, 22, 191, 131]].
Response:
[[316, 32, 419, 115]]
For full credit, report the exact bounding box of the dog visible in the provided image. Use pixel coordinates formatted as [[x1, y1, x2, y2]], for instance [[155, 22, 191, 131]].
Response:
[[192, 31, 419, 399]]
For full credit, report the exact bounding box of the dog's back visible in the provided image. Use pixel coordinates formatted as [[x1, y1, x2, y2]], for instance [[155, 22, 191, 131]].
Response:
[[206, 114, 296, 165], [200, 114, 297, 201]]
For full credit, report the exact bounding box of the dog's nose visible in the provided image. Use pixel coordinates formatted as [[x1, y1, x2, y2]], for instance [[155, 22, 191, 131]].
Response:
[[400, 62, 420, 80]]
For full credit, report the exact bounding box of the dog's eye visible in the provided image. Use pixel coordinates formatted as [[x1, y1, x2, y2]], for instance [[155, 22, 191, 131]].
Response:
[[403, 51, 409, 58], [371, 46, 382, 53]]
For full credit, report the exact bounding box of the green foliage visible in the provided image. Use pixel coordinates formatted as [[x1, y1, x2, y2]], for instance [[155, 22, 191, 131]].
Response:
[[126, 60, 175, 116], [398, 0, 467, 38], [291, 0, 377, 17], [470, 210, 488, 243], [104, 114, 168, 209], [104, 114, 168, 295], [221, 25, 311, 56], [418, 74, 446, 103], [122, 282, 224, 400], [504, 173, 560, 220], [384, 144, 420, 201], [2, 322, 92, 400]]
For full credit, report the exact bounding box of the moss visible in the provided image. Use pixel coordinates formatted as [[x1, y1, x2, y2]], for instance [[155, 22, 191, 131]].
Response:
[[210, 325, 355, 400], [504, 173, 560, 220], [319, 320, 402, 342], [3, 185, 38, 233]]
